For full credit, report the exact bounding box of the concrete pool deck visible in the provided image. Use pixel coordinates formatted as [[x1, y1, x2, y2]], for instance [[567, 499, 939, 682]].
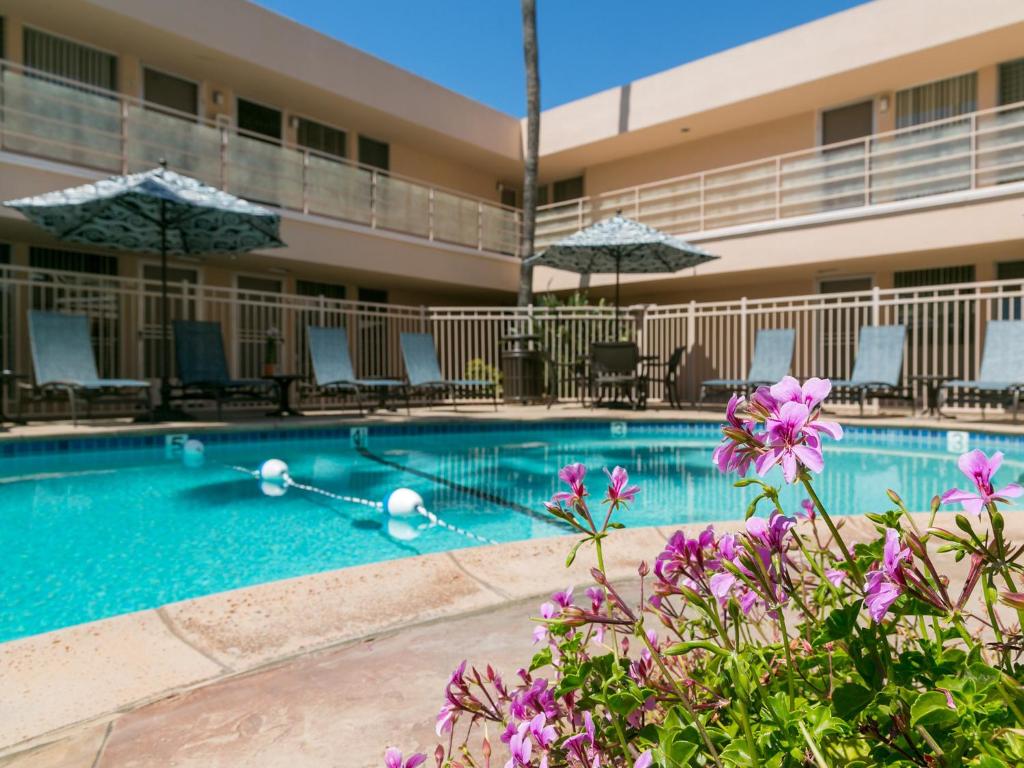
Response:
[[2, 404, 1024, 766]]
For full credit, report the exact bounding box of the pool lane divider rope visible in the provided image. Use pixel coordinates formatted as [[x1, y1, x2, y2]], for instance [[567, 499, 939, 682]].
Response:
[[353, 445, 573, 531], [227, 463, 503, 546]]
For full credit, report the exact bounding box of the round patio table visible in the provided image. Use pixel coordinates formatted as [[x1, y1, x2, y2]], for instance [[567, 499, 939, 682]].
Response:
[[262, 374, 304, 417], [0, 370, 27, 430]]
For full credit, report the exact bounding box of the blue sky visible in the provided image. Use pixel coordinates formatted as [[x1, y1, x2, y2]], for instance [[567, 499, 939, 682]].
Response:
[[254, 1, 871, 116]]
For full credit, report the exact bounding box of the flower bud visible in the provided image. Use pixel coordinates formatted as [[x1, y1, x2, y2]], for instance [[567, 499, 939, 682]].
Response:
[[638, 561, 650, 577], [590, 568, 608, 586], [903, 531, 927, 559], [1000, 592, 1024, 610], [992, 510, 1005, 535], [955, 514, 974, 534], [887, 489, 903, 506]]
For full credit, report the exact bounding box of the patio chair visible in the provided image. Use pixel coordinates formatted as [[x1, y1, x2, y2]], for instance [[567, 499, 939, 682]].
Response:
[[698, 328, 796, 404], [938, 320, 1024, 422], [830, 324, 912, 415], [20, 310, 152, 425], [307, 325, 408, 414], [399, 332, 497, 410], [587, 342, 649, 410], [646, 346, 686, 408], [171, 320, 274, 417]]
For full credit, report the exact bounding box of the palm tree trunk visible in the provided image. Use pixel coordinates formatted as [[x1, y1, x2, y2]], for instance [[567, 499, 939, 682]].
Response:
[[517, 0, 540, 307]]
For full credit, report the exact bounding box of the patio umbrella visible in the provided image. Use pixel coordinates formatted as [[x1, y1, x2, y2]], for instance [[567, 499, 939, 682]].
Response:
[[527, 213, 718, 330], [4, 162, 284, 420]]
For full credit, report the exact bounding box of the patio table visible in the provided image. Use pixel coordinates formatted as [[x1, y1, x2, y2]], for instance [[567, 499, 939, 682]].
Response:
[[0, 370, 27, 430], [262, 373, 304, 418], [908, 374, 953, 417]]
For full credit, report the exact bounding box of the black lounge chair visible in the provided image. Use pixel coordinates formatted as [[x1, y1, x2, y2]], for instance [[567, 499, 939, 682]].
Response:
[[831, 325, 913, 415], [307, 325, 408, 413], [587, 342, 648, 410], [171, 320, 274, 417], [20, 311, 152, 425], [699, 328, 796, 404], [938, 320, 1024, 422], [400, 332, 497, 410]]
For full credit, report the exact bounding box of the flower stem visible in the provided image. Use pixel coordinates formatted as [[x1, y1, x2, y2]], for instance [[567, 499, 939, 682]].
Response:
[[801, 476, 863, 589], [797, 720, 829, 768]]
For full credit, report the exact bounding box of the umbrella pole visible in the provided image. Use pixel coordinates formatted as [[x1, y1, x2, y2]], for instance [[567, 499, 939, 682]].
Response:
[[151, 197, 190, 421], [615, 256, 621, 339]]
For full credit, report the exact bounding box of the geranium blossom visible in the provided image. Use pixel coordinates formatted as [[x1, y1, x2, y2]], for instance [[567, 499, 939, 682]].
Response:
[[604, 465, 640, 506], [941, 449, 1023, 516], [864, 528, 911, 622], [384, 748, 426, 768], [553, 463, 587, 504]]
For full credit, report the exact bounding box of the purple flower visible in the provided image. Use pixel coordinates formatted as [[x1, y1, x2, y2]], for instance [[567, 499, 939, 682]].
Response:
[[864, 529, 911, 622], [506, 723, 532, 768], [941, 449, 1023, 516], [745, 511, 796, 552], [824, 568, 847, 587], [551, 587, 574, 608], [604, 465, 640, 506], [797, 498, 816, 520], [770, 375, 832, 409], [585, 586, 605, 609], [529, 713, 557, 749], [385, 748, 426, 768], [634, 751, 653, 768], [712, 395, 763, 477]]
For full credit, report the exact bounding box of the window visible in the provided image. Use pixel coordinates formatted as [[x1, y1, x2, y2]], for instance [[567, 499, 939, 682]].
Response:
[[24, 27, 117, 90], [1000, 59, 1024, 106], [297, 118, 347, 159], [552, 176, 584, 203], [821, 101, 873, 145], [357, 288, 389, 377], [358, 136, 389, 171], [536, 185, 549, 206], [998, 261, 1024, 281], [237, 98, 281, 141], [297, 279, 346, 300], [500, 188, 517, 207], [895, 73, 976, 128], [0, 244, 9, 265], [0, 17, 5, 60], [819, 276, 873, 295], [143, 68, 197, 116], [141, 263, 198, 377]]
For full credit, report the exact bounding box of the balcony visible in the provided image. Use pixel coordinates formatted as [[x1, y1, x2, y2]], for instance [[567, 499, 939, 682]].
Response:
[[0, 61, 520, 256], [536, 101, 1024, 248]]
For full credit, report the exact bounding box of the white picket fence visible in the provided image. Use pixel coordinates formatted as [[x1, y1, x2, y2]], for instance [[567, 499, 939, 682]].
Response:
[[3, 263, 1023, 416]]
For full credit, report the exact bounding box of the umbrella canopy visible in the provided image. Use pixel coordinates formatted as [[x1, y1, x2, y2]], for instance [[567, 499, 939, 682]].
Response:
[[527, 214, 718, 327], [4, 165, 282, 254], [4, 164, 284, 420]]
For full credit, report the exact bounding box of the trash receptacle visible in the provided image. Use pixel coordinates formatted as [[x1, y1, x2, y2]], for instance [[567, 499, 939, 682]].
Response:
[[500, 334, 544, 404]]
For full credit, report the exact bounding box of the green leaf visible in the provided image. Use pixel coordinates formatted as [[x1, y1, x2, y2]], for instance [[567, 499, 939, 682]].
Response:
[[607, 691, 642, 715], [529, 647, 552, 672], [745, 493, 767, 520], [978, 756, 1009, 768], [832, 682, 874, 718], [565, 538, 587, 567], [910, 691, 958, 729], [718, 740, 757, 767], [814, 603, 861, 645]]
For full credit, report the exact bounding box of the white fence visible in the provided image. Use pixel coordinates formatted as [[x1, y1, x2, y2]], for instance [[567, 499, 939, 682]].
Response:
[[4, 265, 1024, 416], [536, 101, 1024, 247], [0, 61, 520, 255]]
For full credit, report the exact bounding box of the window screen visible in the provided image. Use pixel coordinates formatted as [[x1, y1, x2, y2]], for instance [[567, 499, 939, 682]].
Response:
[[895, 73, 977, 128], [0, 244, 9, 265], [997, 261, 1024, 281], [24, 28, 117, 90], [894, 265, 975, 289], [297, 279, 346, 300], [29, 247, 117, 275], [552, 176, 584, 203], [297, 118, 347, 159], [237, 99, 282, 141], [358, 136, 389, 171], [143, 68, 197, 115], [1000, 59, 1024, 106], [819, 276, 872, 295], [821, 101, 873, 145]]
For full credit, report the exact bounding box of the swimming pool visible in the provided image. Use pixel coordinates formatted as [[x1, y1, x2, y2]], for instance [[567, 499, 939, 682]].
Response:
[[2, 421, 1023, 642]]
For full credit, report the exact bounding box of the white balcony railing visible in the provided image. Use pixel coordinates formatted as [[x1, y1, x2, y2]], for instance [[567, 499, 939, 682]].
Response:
[[0, 61, 520, 255], [536, 101, 1024, 247]]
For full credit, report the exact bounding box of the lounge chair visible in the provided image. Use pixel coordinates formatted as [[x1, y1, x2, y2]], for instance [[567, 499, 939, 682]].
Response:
[[830, 324, 912, 415], [587, 342, 648, 410], [698, 328, 796, 404], [20, 310, 152, 425], [399, 332, 497, 410], [307, 325, 408, 413], [938, 319, 1024, 422], [171, 320, 274, 417]]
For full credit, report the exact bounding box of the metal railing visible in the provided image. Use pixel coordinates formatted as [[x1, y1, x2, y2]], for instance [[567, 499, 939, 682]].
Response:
[[536, 101, 1024, 247], [0, 61, 520, 255], [4, 264, 1024, 416]]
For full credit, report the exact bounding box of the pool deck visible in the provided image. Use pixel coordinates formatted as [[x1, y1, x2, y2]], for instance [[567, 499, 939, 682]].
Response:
[[2, 403, 1024, 766]]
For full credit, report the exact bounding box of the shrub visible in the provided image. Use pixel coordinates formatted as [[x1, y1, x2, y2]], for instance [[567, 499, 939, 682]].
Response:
[[391, 377, 1024, 767]]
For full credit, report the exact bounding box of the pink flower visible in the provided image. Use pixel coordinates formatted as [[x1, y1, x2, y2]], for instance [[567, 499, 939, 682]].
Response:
[[506, 723, 532, 768], [604, 465, 640, 506], [864, 529, 911, 622], [797, 498, 816, 520], [770, 375, 833, 410], [745, 511, 796, 552], [756, 401, 825, 484], [824, 568, 846, 587], [941, 449, 1023, 516], [553, 463, 587, 504], [634, 751, 653, 768], [385, 748, 426, 768]]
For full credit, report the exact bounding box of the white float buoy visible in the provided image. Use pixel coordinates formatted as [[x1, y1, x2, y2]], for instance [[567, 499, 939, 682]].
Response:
[[387, 517, 422, 541], [384, 487, 424, 518], [258, 459, 290, 497], [182, 438, 205, 468]]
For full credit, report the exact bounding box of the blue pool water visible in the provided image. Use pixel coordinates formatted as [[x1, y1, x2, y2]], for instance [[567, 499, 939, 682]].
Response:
[[2, 421, 1023, 642]]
